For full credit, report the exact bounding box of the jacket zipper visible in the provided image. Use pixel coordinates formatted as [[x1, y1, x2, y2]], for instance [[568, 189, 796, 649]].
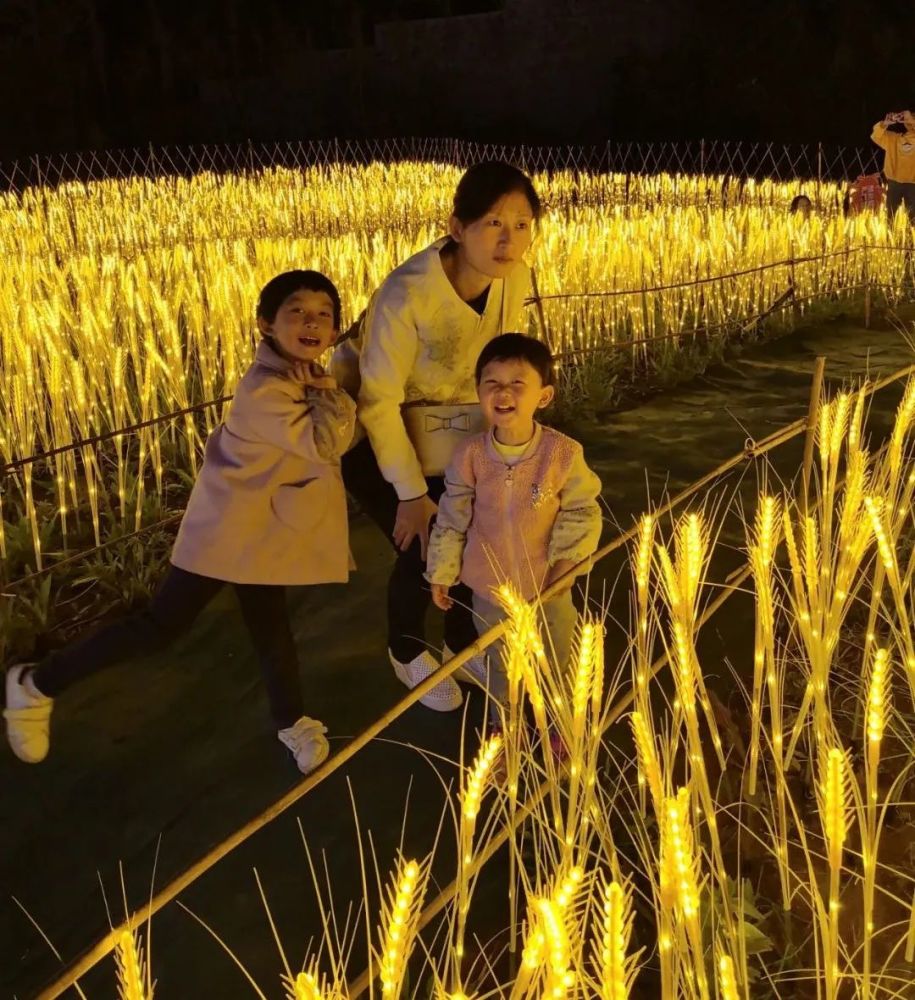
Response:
[[502, 461, 518, 585]]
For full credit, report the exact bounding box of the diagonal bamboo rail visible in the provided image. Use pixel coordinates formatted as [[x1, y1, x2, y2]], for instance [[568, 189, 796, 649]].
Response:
[[34, 356, 915, 999]]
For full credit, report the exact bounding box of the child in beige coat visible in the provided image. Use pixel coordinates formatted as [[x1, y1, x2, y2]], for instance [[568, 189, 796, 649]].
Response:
[[4, 271, 355, 774]]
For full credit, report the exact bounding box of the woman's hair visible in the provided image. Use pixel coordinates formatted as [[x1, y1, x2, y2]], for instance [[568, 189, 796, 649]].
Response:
[[789, 194, 813, 213], [256, 270, 342, 329], [475, 333, 556, 387], [453, 161, 542, 225]]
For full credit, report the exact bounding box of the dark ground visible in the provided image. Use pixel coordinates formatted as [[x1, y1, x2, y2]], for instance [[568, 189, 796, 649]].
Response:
[[3, 305, 914, 999]]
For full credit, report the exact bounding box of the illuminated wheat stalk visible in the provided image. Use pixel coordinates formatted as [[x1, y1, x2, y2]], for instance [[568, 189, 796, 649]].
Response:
[[284, 964, 342, 1000], [746, 494, 795, 911], [716, 952, 742, 1000], [816, 747, 850, 1000], [562, 618, 603, 859], [495, 582, 563, 843], [114, 929, 151, 1000], [508, 867, 583, 1000], [376, 856, 428, 1000], [509, 904, 546, 1000], [864, 494, 915, 711], [782, 505, 836, 768], [593, 877, 641, 1000], [630, 710, 664, 821], [537, 898, 575, 999], [493, 581, 557, 965], [821, 391, 850, 543], [632, 514, 655, 701], [660, 787, 708, 1000], [498, 604, 526, 965], [906, 889, 915, 964], [860, 646, 891, 1000], [747, 494, 781, 798], [663, 513, 725, 766], [453, 733, 503, 989], [888, 378, 915, 493], [657, 515, 740, 967]]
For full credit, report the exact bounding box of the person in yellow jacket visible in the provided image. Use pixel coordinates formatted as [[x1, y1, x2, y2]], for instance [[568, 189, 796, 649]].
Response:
[[871, 111, 915, 223]]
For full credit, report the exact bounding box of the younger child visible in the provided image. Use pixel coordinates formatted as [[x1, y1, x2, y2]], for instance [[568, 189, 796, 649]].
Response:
[[4, 270, 356, 774], [426, 334, 602, 716]]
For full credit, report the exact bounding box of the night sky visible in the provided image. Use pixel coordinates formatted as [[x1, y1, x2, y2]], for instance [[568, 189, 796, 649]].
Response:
[[0, 0, 912, 159]]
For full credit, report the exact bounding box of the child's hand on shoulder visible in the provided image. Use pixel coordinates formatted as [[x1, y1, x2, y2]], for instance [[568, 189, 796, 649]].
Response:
[[431, 583, 453, 611], [291, 361, 338, 391]]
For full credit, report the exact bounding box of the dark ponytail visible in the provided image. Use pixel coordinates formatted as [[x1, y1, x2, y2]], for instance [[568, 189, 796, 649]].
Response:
[[452, 161, 541, 224]]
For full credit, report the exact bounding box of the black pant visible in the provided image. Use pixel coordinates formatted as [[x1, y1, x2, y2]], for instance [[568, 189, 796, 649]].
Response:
[[342, 436, 477, 663], [887, 180, 915, 224], [33, 567, 305, 729]]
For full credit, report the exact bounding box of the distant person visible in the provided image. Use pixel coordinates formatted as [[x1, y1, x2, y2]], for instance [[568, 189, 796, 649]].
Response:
[[843, 173, 885, 217], [333, 162, 538, 712], [789, 194, 813, 218], [426, 334, 603, 727], [5, 271, 356, 774], [871, 111, 915, 223]]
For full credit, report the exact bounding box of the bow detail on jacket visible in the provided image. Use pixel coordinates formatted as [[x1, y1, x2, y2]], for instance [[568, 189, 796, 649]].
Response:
[[423, 411, 473, 433]]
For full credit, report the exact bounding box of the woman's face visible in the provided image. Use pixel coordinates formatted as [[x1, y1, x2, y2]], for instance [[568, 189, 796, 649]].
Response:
[[449, 190, 535, 281]]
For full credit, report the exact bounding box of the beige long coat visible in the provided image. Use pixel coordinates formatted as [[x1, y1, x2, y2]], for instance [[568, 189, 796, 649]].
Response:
[[171, 341, 356, 585]]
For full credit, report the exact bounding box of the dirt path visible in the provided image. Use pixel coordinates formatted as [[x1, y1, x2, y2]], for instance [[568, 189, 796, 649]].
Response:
[[3, 308, 913, 999]]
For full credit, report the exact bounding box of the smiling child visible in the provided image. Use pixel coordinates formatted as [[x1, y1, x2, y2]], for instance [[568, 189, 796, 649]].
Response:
[[426, 333, 603, 720]]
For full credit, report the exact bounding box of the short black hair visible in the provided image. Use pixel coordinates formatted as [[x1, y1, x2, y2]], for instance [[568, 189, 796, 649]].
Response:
[[256, 270, 342, 329], [453, 161, 542, 225], [789, 194, 812, 212], [475, 333, 555, 387]]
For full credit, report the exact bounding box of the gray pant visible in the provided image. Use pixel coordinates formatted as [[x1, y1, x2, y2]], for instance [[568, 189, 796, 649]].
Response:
[[471, 589, 578, 715], [887, 180, 915, 224]]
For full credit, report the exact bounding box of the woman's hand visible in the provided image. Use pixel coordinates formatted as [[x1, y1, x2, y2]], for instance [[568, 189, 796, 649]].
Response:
[[431, 584, 453, 611], [393, 494, 438, 558], [292, 361, 337, 390]]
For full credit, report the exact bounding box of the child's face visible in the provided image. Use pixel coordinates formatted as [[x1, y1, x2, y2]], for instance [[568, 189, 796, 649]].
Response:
[[478, 357, 555, 441], [449, 191, 534, 281], [258, 289, 338, 363]]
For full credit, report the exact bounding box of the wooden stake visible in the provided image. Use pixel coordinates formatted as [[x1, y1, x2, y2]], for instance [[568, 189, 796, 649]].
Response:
[[529, 266, 550, 345], [801, 356, 826, 515]]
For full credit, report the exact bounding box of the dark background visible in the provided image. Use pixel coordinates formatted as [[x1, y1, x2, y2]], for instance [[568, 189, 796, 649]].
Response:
[[0, 0, 912, 160]]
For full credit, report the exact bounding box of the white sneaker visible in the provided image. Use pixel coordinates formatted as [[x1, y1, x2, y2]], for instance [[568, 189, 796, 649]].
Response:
[[443, 644, 490, 691], [4, 664, 53, 763], [388, 650, 463, 712], [278, 716, 329, 775]]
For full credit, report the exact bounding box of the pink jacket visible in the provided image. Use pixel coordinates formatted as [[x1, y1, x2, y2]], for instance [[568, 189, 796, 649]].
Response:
[[427, 425, 603, 602], [171, 341, 356, 586]]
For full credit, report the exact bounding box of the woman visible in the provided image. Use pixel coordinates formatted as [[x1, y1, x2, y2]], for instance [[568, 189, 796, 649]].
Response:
[[335, 160, 541, 710], [871, 111, 915, 224]]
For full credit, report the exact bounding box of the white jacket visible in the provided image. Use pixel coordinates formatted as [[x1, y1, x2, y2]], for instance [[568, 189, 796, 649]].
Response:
[[333, 237, 531, 499]]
